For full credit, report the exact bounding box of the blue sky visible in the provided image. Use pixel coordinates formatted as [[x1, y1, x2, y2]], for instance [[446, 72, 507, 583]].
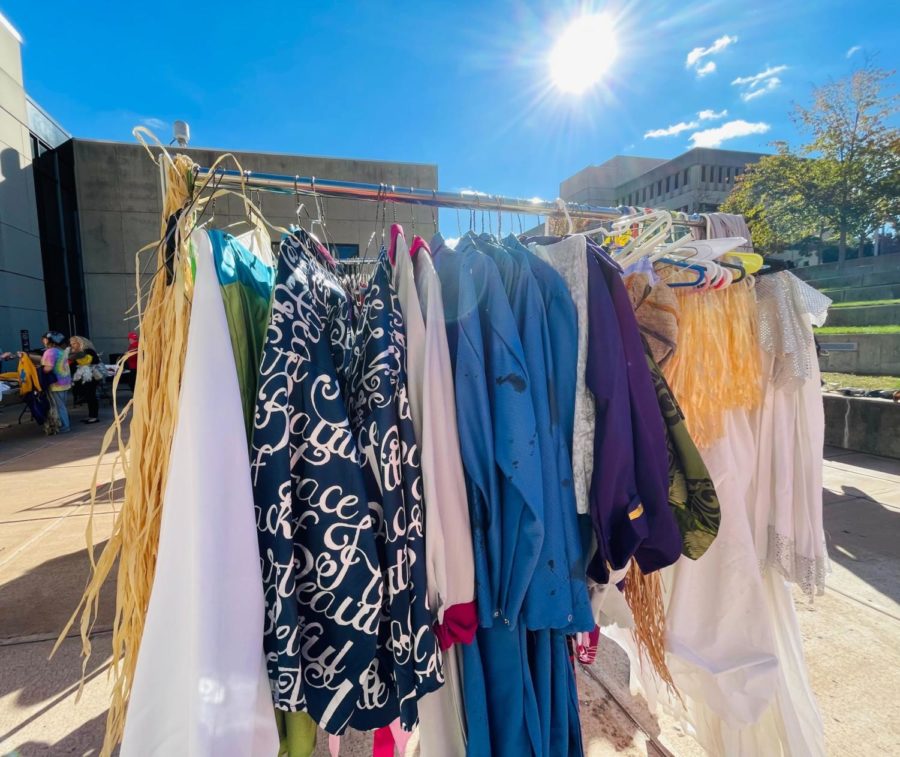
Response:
[[6, 0, 899, 216]]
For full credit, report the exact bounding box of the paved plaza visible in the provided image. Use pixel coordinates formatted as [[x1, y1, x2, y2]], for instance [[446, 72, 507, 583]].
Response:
[[0, 397, 898, 756]]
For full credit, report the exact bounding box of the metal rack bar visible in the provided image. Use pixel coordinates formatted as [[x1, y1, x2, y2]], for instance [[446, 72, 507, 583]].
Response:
[[193, 166, 705, 226]]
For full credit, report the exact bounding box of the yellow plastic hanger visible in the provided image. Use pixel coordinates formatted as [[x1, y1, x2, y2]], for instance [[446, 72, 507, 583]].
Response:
[[725, 251, 764, 274]]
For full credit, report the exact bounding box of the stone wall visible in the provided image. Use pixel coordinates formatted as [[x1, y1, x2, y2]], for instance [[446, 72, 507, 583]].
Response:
[[824, 394, 900, 459], [818, 334, 900, 376]]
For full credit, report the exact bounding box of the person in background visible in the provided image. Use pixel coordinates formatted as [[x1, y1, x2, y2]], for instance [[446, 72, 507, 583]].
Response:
[[70, 335, 102, 424], [125, 330, 139, 391], [41, 331, 72, 433]]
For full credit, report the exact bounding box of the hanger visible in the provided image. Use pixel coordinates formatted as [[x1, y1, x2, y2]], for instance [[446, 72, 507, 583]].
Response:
[[662, 258, 707, 288], [543, 197, 574, 237], [717, 258, 747, 283], [409, 236, 431, 259], [389, 223, 405, 264], [611, 210, 673, 270], [727, 251, 764, 274]]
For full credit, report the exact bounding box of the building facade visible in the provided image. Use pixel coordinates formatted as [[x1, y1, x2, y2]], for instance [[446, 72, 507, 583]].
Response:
[[561, 147, 767, 213], [33, 140, 437, 355], [0, 14, 67, 355]]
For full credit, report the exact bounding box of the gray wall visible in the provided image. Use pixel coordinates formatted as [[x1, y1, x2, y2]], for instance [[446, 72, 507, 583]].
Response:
[[818, 334, 900, 376], [70, 140, 437, 356], [824, 394, 900, 459], [0, 19, 46, 355]]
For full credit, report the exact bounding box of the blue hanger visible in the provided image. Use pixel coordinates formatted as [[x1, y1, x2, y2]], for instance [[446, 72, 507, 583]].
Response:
[[659, 256, 706, 288]]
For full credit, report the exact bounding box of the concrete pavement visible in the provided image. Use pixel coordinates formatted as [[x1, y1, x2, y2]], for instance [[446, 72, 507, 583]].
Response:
[[1, 397, 898, 756]]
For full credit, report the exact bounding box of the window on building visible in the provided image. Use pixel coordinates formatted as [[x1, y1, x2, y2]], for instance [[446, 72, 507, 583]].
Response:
[[735, 167, 743, 177], [718, 166, 723, 183], [649, 183, 654, 200], [726, 167, 732, 183], [665, 176, 671, 193], [683, 168, 690, 186], [29, 134, 50, 160], [701, 165, 706, 182], [674, 173, 679, 190], [658, 180, 662, 195]]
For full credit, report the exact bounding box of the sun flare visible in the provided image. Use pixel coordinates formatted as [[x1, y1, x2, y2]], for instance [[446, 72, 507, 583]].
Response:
[[549, 13, 618, 94]]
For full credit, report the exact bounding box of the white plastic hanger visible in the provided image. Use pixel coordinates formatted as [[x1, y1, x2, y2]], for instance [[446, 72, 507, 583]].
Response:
[[612, 210, 673, 270], [544, 197, 575, 236]]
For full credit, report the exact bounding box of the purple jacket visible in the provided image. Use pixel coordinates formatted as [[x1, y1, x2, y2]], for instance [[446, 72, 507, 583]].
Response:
[[585, 239, 682, 582]]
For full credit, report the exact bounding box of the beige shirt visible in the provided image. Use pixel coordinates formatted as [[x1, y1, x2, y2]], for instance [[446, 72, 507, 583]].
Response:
[[533, 235, 594, 515], [393, 235, 475, 620]]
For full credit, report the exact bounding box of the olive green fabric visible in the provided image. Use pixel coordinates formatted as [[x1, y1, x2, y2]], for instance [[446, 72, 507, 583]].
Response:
[[644, 347, 721, 559], [276, 710, 318, 757]]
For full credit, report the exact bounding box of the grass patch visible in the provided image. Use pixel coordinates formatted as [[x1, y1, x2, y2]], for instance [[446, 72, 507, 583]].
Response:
[[816, 325, 900, 335], [822, 372, 900, 391], [829, 298, 900, 309]]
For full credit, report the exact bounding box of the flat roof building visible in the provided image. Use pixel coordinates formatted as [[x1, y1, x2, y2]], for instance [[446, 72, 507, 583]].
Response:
[[32, 141, 437, 355], [561, 147, 767, 214]]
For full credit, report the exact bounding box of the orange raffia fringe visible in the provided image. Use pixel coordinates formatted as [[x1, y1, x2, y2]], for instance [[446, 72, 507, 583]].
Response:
[[623, 561, 679, 698], [662, 278, 761, 449], [52, 152, 196, 756]]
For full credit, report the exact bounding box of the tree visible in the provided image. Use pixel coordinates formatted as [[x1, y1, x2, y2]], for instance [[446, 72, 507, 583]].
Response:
[[722, 65, 900, 265]]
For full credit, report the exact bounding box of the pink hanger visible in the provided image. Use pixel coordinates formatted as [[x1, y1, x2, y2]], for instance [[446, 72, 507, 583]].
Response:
[[389, 223, 405, 265], [409, 236, 431, 260]]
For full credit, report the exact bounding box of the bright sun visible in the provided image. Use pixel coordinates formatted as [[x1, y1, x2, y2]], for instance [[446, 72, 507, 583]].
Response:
[[549, 13, 618, 94]]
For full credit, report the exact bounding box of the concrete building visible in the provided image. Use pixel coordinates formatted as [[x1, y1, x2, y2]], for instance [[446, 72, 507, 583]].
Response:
[[32, 140, 437, 355], [2, 4, 437, 359], [560, 156, 667, 206], [0, 13, 67, 355], [561, 147, 767, 213]]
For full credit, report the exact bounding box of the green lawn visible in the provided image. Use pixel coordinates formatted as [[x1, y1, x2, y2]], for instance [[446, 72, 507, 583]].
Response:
[[816, 325, 900, 335], [822, 372, 900, 391], [829, 298, 900, 309]]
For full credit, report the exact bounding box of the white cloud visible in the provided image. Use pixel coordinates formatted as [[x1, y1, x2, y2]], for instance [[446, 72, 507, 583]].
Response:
[[689, 119, 771, 148], [846, 45, 862, 59], [686, 35, 738, 68], [698, 109, 728, 121], [731, 65, 787, 102], [731, 65, 788, 87], [696, 61, 717, 77], [644, 120, 700, 139], [741, 77, 782, 101], [141, 117, 168, 130]]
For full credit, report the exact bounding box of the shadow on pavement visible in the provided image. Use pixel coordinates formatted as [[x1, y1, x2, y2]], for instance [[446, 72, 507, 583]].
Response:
[[824, 486, 900, 606], [0, 539, 115, 643]]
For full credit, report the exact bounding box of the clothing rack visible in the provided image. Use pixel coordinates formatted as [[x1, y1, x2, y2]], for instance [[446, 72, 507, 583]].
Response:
[[192, 166, 706, 227]]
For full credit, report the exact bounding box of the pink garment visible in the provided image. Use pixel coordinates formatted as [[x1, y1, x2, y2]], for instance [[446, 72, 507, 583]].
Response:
[[575, 627, 601, 665], [371, 719, 413, 757], [434, 601, 478, 650]]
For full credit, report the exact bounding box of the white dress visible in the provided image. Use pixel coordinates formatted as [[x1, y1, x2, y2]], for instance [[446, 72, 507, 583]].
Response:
[[610, 407, 825, 756], [121, 230, 279, 756], [608, 274, 829, 755], [751, 272, 831, 596]]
